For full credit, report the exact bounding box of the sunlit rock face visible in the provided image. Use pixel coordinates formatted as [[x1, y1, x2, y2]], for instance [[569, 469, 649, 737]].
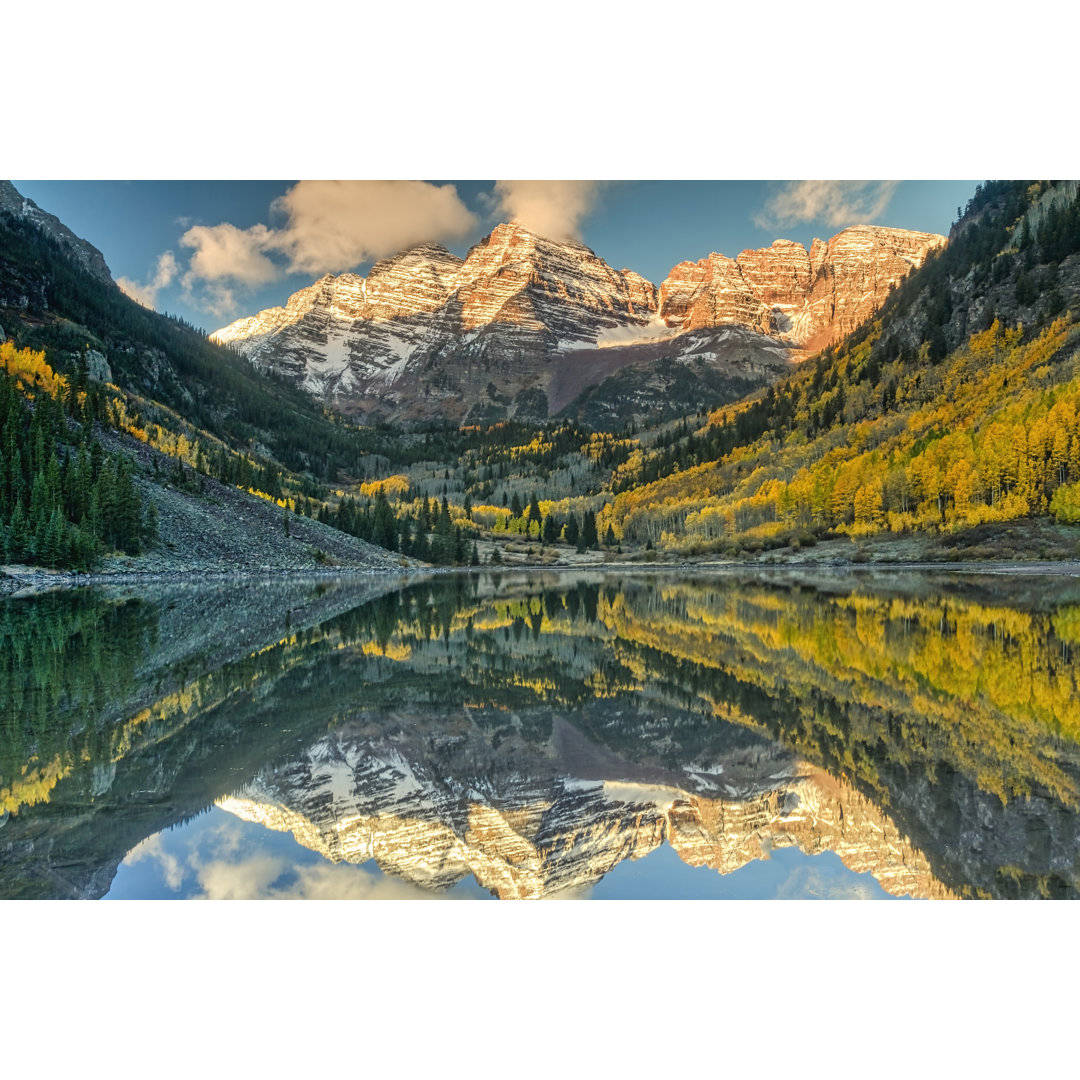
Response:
[[452, 223, 659, 339], [217, 721, 952, 900], [658, 226, 946, 347], [213, 224, 661, 421], [213, 222, 941, 423]]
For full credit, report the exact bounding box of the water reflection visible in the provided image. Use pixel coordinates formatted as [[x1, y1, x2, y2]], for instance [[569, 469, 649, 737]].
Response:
[[4, 569, 1080, 899]]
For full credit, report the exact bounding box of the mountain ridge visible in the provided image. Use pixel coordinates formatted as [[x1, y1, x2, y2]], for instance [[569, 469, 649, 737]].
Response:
[[0, 179, 113, 284], [214, 221, 944, 426]]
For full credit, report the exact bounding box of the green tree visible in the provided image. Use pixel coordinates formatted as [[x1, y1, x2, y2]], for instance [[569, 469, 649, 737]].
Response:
[[564, 514, 579, 549], [431, 499, 455, 564], [372, 491, 398, 551], [582, 510, 598, 550]]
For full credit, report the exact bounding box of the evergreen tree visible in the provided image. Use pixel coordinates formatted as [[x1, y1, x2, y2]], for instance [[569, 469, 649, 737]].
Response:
[[564, 514, 579, 549], [431, 499, 455, 564], [582, 510, 598, 550], [372, 491, 398, 551]]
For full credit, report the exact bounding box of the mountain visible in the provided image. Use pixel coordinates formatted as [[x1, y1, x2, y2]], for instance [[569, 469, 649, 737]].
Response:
[[214, 222, 943, 427], [661, 225, 946, 349], [218, 722, 951, 899], [0, 179, 113, 285]]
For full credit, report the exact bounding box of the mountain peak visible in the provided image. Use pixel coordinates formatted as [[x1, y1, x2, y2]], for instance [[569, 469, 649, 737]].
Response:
[[660, 225, 946, 346], [212, 220, 944, 424], [0, 180, 114, 284]]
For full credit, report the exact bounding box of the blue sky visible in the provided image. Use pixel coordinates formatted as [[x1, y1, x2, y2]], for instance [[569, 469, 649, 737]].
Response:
[[13, 179, 979, 334]]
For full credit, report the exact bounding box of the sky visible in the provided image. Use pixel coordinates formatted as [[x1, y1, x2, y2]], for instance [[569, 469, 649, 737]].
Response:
[[12, 178, 979, 333]]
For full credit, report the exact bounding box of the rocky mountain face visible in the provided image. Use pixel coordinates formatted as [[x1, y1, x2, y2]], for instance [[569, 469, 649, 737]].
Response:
[[217, 719, 952, 900], [214, 223, 944, 426], [0, 180, 113, 284], [660, 226, 946, 349], [214, 224, 664, 423]]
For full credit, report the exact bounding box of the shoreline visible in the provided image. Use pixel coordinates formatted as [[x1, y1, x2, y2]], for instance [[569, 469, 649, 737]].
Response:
[[7, 555, 1080, 599]]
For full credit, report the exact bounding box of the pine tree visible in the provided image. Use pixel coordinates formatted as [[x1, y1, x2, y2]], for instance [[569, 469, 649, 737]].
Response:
[[432, 499, 454, 564], [582, 511, 598, 551], [564, 514, 579, 549], [40, 507, 65, 567], [6, 502, 28, 561]]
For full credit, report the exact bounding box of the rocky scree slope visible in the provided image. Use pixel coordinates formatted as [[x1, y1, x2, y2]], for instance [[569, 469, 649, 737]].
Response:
[[98, 431, 413, 576]]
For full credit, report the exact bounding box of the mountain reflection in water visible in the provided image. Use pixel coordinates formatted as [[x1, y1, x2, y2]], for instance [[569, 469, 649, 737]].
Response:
[[4, 568, 1080, 900]]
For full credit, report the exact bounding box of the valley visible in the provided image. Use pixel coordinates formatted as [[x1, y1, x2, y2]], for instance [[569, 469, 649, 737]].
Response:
[[3, 180, 1080, 582]]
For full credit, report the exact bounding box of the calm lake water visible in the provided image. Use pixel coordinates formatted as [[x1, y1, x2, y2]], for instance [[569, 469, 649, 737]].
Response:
[[4, 567, 1080, 900]]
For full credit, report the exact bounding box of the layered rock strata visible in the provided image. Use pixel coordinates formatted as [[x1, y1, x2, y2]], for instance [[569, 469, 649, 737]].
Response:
[[213, 222, 944, 422], [217, 723, 953, 900], [659, 226, 946, 348], [213, 224, 661, 415]]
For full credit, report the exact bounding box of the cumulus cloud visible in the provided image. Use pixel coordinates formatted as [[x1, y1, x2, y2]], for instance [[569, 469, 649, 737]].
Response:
[[116, 250, 179, 310], [181, 221, 279, 287], [192, 852, 439, 900], [754, 180, 899, 231], [485, 180, 607, 240], [123, 833, 185, 891], [270, 180, 478, 275], [120, 812, 448, 898], [175, 181, 478, 318]]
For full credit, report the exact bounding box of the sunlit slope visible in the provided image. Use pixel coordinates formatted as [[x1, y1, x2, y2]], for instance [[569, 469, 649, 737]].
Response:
[[601, 181, 1080, 553]]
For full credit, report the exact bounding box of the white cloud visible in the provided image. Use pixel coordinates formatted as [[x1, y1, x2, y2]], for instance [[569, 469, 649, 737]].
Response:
[[121, 813, 455, 899], [116, 250, 179, 310], [754, 180, 899, 231], [175, 181, 478, 319], [485, 180, 607, 240], [192, 853, 439, 900], [270, 180, 478, 275], [181, 222, 279, 287], [123, 833, 185, 891]]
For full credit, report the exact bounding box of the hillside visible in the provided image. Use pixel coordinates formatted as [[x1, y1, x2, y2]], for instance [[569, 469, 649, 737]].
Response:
[[595, 181, 1080, 559], [0, 190, 422, 574]]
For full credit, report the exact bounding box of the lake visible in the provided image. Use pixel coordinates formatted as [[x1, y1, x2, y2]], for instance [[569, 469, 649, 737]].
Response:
[[4, 567, 1080, 900]]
